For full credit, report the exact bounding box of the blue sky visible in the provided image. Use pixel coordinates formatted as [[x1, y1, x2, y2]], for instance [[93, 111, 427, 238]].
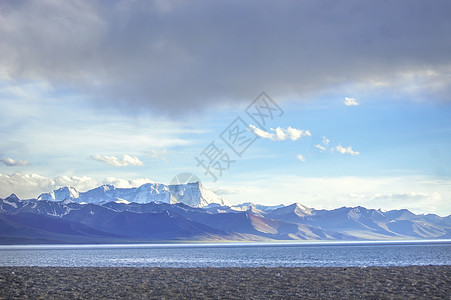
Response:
[[0, 1, 450, 215]]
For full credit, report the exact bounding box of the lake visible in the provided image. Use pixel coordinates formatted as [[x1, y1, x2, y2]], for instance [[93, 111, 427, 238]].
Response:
[[0, 240, 450, 268]]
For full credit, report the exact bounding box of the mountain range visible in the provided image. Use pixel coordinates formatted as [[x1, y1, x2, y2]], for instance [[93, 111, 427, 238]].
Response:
[[1, 182, 450, 244]]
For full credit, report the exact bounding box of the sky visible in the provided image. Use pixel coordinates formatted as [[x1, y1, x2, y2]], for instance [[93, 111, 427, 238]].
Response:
[[0, 0, 450, 215]]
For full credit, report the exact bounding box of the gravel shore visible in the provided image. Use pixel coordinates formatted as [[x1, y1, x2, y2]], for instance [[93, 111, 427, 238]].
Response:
[[1, 266, 450, 299]]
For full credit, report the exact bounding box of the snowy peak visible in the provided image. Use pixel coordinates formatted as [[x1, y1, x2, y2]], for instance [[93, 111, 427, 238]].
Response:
[[193, 181, 227, 207], [275, 203, 313, 217], [347, 206, 366, 220], [229, 202, 266, 215], [36, 182, 226, 208], [293, 203, 313, 216], [167, 181, 227, 207], [265, 203, 314, 223], [38, 186, 79, 201]]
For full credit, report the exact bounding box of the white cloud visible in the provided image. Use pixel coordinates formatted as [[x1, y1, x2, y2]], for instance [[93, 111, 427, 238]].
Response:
[[0, 158, 29, 166], [296, 154, 306, 162], [90, 154, 144, 167], [249, 125, 311, 141], [321, 136, 330, 146], [335, 144, 360, 156], [248, 125, 273, 139], [344, 97, 359, 106]]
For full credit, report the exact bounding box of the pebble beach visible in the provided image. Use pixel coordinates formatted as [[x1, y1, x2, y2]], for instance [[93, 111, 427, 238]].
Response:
[[0, 266, 450, 299]]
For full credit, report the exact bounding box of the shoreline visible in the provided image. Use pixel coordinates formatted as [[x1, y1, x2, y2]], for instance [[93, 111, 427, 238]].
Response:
[[1, 266, 450, 299], [2, 238, 450, 247]]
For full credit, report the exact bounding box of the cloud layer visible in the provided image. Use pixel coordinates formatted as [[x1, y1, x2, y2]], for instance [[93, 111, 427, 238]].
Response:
[[0, 158, 29, 166], [0, 173, 154, 199], [296, 154, 306, 162], [1, 0, 450, 115], [214, 175, 451, 215]]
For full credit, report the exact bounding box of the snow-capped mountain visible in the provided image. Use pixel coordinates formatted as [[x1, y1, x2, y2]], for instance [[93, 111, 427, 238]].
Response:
[[37, 182, 227, 208], [37, 186, 79, 201], [1, 193, 450, 244]]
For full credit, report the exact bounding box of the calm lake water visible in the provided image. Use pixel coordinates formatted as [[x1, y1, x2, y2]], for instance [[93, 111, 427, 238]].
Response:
[[1, 241, 450, 268]]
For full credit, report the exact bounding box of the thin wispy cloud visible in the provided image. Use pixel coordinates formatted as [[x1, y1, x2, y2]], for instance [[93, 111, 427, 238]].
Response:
[[147, 149, 168, 161], [344, 97, 359, 106], [314, 136, 330, 152], [314, 137, 359, 156], [314, 144, 326, 151], [90, 154, 144, 167], [212, 187, 241, 196], [249, 125, 311, 141], [296, 154, 306, 162], [0, 158, 29, 166], [335, 144, 360, 156]]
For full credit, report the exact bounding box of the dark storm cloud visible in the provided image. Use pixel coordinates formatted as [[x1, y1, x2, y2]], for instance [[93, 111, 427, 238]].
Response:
[[1, 0, 450, 115]]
